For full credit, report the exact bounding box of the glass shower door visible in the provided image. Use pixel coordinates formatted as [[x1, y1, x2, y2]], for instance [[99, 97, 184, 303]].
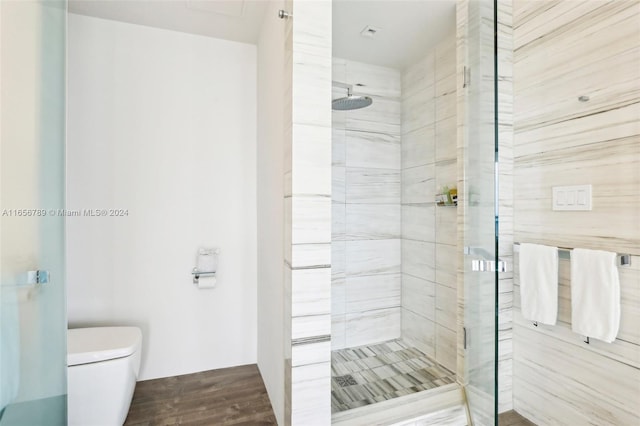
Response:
[[0, 0, 67, 424], [462, 0, 498, 425]]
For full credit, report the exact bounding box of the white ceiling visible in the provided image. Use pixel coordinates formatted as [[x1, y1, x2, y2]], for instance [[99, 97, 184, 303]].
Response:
[[68, 0, 456, 69], [68, 0, 269, 44], [333, 0, 457, 69]]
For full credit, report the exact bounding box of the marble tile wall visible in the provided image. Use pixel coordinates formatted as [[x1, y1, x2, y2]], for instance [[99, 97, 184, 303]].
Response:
[[511, 1, 640, 424], [400, 30, 458, 374], [284, 1, 333, 424], [332, 58, 402, 351], [513, 252, 640, 425]]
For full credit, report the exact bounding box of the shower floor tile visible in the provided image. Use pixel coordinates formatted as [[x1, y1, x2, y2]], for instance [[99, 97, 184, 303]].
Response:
[[331, 339, 456, 412]]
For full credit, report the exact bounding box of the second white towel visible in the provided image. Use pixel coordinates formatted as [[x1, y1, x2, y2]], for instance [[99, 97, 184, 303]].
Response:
[[571, 248, 620, 343], [519, 243, 559, 325]]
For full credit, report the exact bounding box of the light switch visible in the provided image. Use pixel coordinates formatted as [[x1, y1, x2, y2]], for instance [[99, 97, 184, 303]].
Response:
[[577, 190, 586, 205], [553, 185, 592, 211]]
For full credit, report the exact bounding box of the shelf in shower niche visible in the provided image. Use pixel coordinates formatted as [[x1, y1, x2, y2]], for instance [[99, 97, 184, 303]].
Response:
[[435, 192, 457, 207]]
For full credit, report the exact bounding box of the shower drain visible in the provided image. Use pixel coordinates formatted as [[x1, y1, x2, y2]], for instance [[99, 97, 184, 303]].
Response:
[[335, 374, 358, 387]]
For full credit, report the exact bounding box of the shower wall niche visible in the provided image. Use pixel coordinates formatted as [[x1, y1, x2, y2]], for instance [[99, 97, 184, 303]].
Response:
[[331, 28, 458, 374]]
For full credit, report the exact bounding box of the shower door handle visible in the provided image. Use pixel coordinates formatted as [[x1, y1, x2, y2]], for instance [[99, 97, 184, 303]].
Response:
[[470, 259, 506, 273], [465, 246, 507, 272]]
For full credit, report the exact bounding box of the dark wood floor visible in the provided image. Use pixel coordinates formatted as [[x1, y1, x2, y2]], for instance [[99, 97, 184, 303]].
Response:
[[498, 410, 537, 426], [124, 364, 277, 426]]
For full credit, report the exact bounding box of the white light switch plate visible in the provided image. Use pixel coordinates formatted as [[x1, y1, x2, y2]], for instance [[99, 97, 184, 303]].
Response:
[[552, 185, 592, 211]]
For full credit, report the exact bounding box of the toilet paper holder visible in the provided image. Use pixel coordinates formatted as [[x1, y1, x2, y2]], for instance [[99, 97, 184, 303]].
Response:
[[192, 247, 220, 285], [192, 268, 216, 285]]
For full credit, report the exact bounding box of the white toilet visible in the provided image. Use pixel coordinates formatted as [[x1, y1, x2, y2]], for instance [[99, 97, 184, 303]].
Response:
[[67, 327, 142, 426]]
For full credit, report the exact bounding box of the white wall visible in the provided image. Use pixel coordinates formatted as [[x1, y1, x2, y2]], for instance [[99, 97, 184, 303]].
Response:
[[67, 14, 257, 380], [256, 1, 285, 424]]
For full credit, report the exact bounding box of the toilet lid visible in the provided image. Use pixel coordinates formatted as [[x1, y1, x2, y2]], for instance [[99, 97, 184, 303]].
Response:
[[68, 327, 142, 366]]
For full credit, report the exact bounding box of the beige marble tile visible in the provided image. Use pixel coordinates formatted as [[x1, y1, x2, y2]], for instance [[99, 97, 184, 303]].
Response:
[[401, 308, 436, 358], [345, 130, 401, 170], [402, 164, 436, 204], [435, 205, 457, 246], [345, 307, 401, 347], [435, 243, 457, 290], [435, 116, 457, 162], [436, 325, 457, 373], [291, 243, 331, 269], [402, 239, 436, 282], [393, 404, 467, 426], [401, 125, 436, 170], [346, 97, 402, 136], [332, 314, 346, 350], [513, 324, 640, 426], [345, 239, 402, 277], [345, 59, 402, 99], [346, 273, 401, 312], [292, 124, 331, 196], [332, 202, 345, 240], [436, 284, 457, 332], [292, 340, 331, 367], [292, 51, 331, 128], [291, 195, 331, 244], [436, 92, 456, 122], [402, 86, 436, 134], [332, 127, 346, 167], [291, 267, 331, 317], [332, 166, 345, 203], [291, 362, 331, 425], [402, 204, 436, 242], [346, 167, 401, 204], [346, 204, 401, 240], [292, 313, 331, 341], [511, 3, 640, 422], [332, 276, 345, 316], [402, 53, 435, 100], [401, 273, 436, 321], [435, 159, 457, 190]]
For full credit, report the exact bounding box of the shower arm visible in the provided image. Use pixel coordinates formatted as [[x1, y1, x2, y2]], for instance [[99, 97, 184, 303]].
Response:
[[332, 80, 353, 96]]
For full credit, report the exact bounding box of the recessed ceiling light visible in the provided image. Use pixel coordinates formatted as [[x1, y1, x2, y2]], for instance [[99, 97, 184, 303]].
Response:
[[360, 25, 381, 38]]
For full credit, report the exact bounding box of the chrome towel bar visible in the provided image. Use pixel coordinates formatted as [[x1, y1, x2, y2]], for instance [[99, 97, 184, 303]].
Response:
[[513, 243, 631, 267]]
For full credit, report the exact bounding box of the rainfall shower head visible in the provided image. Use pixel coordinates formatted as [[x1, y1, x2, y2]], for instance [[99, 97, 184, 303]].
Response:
[[332, 81, 373, 111], [332, 95, 373, 111]]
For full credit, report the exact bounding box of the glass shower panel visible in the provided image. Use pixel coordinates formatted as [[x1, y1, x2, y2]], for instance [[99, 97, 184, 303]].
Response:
[[463, 0, 497, 425], [0, 0, 67, 424]]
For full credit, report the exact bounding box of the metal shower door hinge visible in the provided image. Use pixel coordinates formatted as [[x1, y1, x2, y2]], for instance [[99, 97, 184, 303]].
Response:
[[463, 66, 471, 88], [25, 270, 49, 285], [278, 9, 292, 19], [463, 327, 468, 349]]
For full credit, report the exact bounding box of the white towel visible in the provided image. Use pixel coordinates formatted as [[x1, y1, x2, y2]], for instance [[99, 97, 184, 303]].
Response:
[[519, 243, 559, 325], [571, 248, 620, 343]]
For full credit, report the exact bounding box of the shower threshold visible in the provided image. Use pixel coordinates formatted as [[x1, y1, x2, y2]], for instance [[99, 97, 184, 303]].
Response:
[[331, 339, 456, 413]]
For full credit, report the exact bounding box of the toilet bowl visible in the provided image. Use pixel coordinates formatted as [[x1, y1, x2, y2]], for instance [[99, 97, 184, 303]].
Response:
[[67, 327, 142, 426]]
